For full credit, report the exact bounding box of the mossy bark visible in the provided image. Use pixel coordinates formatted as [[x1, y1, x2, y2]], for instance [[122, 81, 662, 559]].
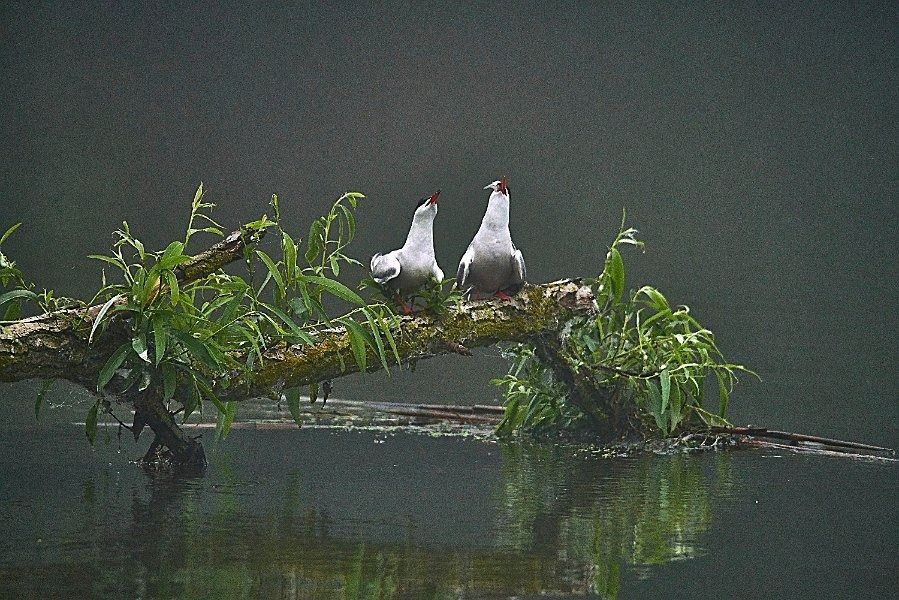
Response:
[[242, 280, 596, 396]]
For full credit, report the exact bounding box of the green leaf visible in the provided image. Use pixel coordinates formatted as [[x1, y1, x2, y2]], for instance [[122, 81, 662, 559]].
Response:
[[89, 295, 121, 344], [171, 330, 221, 371], [329, 254, 340, 276], [669, 384, 684, 432], [305, 221, 322, 264], [282, 231, 297, 283], [0, 288, 37, 309], [271, 193, 281, 221], [339, 317, 369, 371], [196, 380, 226, 413], [192, 182, 204, 207], [158, 241, 186, 269], [162, 362, 177, 402], [267, 305, 316, 345], [0, 222, 21, 245], [164, 270, 179, 304], [216, 401, 237, 441], [152, 316, 167, 365], [337, 204, 356, 240], [646, 380, 666, 432], [35, 379, 54, 419], [132, 333, 150, 363], [639, 286, 669, 311], [85, 400, 100, 445], [182, 378, 200, 423], [88, 254, 128, 273], [303, 275, 365, 306], [716, 370, 730, 418], [660, 368, 670, 414], [97, 343, 131, 390], [288, 296, 310, 319], [376, 314, 402, 366], [256, 250, 285, 295], [285, 387, 303, 427], [365, 310, 390, 372], [606, 247, 625, 302]]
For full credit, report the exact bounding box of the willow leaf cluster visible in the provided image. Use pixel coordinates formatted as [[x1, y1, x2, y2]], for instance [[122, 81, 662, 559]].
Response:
[[494, 215, 754, 439], [5, 185, 401, 444]]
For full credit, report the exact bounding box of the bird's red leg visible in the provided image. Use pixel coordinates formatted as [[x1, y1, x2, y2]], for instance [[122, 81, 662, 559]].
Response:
[[494, 290, 512, 301], [395, 293, 413, 315]]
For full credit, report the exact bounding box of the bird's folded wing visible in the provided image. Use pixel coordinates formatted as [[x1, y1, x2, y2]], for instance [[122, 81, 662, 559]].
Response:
[[370, 252, 401, 284], [456, 245, 474, 290], [511, 243, 526, 284]]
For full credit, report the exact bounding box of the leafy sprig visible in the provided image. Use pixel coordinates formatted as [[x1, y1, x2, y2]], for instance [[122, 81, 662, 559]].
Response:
[[494, 212, 755, 438]]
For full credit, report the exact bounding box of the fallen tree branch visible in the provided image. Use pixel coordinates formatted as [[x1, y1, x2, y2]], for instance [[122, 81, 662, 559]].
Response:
[[219, 279, 597, 401], [0, 227, 262, 387]]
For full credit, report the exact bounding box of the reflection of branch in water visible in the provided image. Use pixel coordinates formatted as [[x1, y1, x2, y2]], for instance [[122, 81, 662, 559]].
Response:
[[493, 443, 736, 598]]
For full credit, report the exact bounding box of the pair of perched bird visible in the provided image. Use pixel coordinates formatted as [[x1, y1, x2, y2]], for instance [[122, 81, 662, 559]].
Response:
[[370, 177, 526, 313]]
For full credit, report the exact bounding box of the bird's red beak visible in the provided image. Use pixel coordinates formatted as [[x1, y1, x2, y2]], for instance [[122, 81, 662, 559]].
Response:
[[498, 177, 508, 195], [428, 190, 441, 205]]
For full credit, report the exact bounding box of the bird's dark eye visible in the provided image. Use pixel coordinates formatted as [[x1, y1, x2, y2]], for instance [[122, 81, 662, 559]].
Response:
[[415, 197, 429, 208]]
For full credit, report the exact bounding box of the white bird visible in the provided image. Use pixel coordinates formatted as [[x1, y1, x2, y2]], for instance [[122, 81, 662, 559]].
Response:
[[370, 190, 444, 314], [456, 177, 526, 300]]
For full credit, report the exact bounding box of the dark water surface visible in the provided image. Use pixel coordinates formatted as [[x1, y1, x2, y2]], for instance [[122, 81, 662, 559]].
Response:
[[0, 401, 896, 599]]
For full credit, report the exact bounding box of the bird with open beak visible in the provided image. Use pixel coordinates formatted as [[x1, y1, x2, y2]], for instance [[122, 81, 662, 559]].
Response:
[[456, 177, 526, 300], [370, 190, 444, 314]]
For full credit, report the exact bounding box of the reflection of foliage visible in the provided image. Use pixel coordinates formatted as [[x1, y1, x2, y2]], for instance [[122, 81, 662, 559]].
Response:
[[494, 215, 755, 439], [494, 442, 735, 598], [2, 439, 734, 599]]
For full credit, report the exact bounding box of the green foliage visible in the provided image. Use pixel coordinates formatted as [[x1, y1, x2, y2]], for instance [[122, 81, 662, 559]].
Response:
[[0, 223, 38, 320], [494, 213, 755, 439], [83, 185, 400, 443]]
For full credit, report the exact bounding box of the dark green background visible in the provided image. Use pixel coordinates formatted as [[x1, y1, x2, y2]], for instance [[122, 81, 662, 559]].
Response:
[[1, 1, 896, 445]]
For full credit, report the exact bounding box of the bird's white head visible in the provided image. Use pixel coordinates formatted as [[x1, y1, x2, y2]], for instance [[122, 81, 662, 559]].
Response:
[[484, 177, 509, 197], [413, 189, 440, 220]]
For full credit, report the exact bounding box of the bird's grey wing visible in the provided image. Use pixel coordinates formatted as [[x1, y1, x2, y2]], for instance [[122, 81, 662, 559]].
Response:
[[511, 243, 526, 284], [370, 251, 401, 285], [456, 244, 474, 290]]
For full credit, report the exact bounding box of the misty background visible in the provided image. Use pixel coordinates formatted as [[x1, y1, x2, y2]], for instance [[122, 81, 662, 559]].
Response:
[[1, 2, 896, 446]]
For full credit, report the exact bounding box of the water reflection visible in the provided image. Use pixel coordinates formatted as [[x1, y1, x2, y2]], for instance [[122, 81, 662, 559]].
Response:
[[494, 443, 735, 597], [1, 429, 735, 599]]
